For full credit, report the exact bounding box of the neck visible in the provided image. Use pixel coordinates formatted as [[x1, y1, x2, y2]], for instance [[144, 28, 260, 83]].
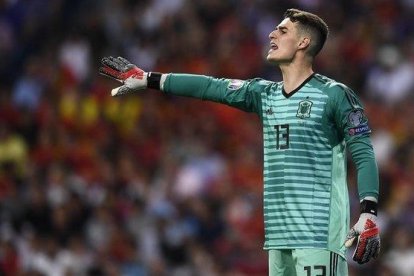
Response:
[[279, 59, 314, 94]]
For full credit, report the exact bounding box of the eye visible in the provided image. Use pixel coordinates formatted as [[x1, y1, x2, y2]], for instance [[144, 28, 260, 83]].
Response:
[[273, 26, 287, 35], [277, 28, 286, 34]]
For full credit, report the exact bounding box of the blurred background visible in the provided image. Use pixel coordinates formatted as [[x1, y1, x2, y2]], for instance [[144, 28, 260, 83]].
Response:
[[0, 0, 413, 275]]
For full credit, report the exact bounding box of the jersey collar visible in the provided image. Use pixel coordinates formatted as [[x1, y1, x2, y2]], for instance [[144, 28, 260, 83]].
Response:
[[282, 73, 315, 98]]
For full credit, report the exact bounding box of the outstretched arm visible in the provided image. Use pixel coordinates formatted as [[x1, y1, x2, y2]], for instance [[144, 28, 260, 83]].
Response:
[[99, 56, 263, 114]]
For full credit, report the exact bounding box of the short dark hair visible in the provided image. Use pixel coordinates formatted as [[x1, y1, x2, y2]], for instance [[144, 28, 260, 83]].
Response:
[[284, 8, 329, 57]]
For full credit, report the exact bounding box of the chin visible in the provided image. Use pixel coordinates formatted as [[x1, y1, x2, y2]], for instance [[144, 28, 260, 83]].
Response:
[[266, 55, 280, 64]]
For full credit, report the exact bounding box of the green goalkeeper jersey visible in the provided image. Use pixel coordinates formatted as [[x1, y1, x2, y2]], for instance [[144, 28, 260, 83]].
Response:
[[163, 73, 379, 257]]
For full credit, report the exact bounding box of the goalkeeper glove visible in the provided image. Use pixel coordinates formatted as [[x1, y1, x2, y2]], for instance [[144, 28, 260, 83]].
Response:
[[344, 199, 380, 264], [99, 56, 162, 96]]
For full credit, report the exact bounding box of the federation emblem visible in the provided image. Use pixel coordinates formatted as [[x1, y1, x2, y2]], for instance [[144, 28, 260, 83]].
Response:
[[348, 110, 364, 127], [296, 100, 313, 119], [227, 79, 245, 90]]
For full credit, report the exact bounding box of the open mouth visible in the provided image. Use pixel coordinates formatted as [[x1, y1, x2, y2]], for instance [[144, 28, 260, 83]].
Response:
[[270, 42, 278, 50]]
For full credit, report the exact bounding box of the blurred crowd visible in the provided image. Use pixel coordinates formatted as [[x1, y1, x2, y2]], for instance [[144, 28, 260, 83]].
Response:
[[0, 0, 414, 275]]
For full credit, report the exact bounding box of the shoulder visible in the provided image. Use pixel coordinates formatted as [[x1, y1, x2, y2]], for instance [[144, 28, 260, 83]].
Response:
[[313, 74, 355, 99], [248, 78, 278, 87], [242, 78, 280, 93], [314, 74, 364, 110], [313, 74, 349, 92]]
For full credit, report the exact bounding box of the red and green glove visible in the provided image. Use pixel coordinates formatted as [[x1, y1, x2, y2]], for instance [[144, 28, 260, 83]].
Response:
[[99, 56, 162, 96], [345, 200, 380, 264]]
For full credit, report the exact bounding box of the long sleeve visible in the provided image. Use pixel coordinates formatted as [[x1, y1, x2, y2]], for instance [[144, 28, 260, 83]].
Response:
[[331, 85, 379, 200], [348, 138, 379, 199], [162, 73, 264, 115]]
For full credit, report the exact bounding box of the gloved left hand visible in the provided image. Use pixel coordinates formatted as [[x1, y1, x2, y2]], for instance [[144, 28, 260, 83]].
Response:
[[345, 210, 380, 264]]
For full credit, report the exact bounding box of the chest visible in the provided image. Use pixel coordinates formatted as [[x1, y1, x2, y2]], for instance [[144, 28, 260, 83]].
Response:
[[263, 92, 327, 126]]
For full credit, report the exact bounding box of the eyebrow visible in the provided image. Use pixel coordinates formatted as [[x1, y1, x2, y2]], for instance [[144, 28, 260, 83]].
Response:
[[276, 26, 288, 31]]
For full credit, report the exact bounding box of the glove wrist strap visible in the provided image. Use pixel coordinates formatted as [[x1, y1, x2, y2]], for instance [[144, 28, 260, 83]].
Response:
[[147, 72, 162, 90], [360, 200, 377, 216]]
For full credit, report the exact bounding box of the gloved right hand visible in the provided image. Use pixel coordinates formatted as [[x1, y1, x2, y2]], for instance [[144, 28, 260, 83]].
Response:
[[99, 56, 147, 96]]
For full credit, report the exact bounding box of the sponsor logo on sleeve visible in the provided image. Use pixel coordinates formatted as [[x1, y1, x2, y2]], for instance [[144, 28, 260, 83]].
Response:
[[347, 109, 371, 136], [348, 109, 364, 127], [348, 124, 371, 136]]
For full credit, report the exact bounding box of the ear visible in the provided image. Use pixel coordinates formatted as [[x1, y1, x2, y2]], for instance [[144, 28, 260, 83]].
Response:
[[298, 37, 311, 50]]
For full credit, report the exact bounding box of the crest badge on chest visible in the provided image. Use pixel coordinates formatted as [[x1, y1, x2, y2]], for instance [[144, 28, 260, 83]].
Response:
[[296, 98, 313, 119]]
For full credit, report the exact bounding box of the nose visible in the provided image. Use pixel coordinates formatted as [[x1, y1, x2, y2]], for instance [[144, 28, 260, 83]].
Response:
[[269, 30, 276, 39]]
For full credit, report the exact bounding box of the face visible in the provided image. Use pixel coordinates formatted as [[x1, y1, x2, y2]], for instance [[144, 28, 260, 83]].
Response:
[[267, 18, 302, 64]]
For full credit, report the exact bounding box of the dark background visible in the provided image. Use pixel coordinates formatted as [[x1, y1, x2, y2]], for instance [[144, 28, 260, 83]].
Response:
[[0, 0, 412, 275]]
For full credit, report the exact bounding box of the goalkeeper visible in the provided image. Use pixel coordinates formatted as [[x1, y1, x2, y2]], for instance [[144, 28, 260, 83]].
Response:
[[99, 8, 380, 276]]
